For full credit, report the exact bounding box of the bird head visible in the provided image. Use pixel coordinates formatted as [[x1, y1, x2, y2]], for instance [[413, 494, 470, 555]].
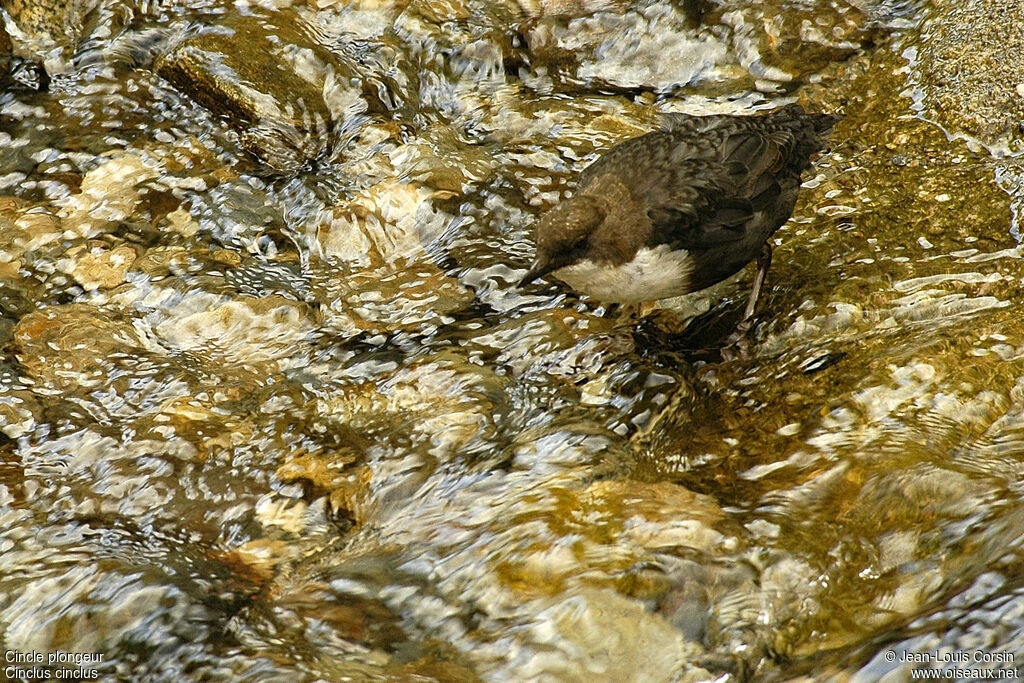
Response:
[[519, 195, 605, 287]]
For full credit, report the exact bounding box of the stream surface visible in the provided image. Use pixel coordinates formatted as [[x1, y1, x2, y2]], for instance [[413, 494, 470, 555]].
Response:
[[2, 0, 1024, 680]]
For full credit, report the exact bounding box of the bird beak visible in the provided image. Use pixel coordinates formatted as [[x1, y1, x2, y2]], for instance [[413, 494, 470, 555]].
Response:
[[518, 261, 549, 287]]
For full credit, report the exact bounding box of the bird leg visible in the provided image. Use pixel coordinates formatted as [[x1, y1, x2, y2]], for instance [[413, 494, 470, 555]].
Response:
[[607, 301, 657, 321], [721, 242, 773, 359], [742, 241, 773, 321]]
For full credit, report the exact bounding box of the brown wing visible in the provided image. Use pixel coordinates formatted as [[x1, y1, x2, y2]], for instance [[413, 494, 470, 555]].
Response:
[[578, 123, 790, 251]]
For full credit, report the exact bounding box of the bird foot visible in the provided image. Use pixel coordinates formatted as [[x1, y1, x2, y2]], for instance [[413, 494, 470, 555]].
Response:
[[607, 301, 658, 321], [637, 301, 659, 318], [719, 319, 755, 361]]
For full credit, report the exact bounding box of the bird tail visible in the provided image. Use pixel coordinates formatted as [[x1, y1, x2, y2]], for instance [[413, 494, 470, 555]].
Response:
[[767, 104, 839, 169], [768, 102, 839, 127], [812, 112, 842, 134]]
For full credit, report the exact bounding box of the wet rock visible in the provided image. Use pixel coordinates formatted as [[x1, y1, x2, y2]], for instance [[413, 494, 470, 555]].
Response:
[[910, 0, 1024, 155], [12, 304, 143, 392], [798, 44, 1015, 250], [0, 199, 62, 278], [391, 123, 494, 193], [154, 10, 397, 174], [0, 20, 10, 81], [468, 308, 616, 378], [361, 459, 730, 679], [316, 181, 462, 264], [6, 58, 49, 90], [0, 0, 93, 46], [389, 655, 478, 683], [0, 276, 33, 321], [148, 292, 314, 369], [320, 349, 506, 454], [582, 479, 726, 549], [142, 395, 256, 461], [409, 0, 472, 23], [521, 0, 872, 93], [713, 0, 873, 86], [515, 0, 627, 18], [320, 262, 474, 333], [211, 539, 291, 585], [276, 448, 371, 526], [57, 153, 160, 239], [63, 243, 138, 290], [842, 514, 1024, 680], [319, 121, 402, 189], [163, 207, 200, 238], [521, 586, 688, 681], [0, 12, 49, 89], [262, 577, 410, 656], [154, 12, 335, 174], [524, 2, 732, 92], [127, 245, 189, 279], [706, 555, 824, 663]]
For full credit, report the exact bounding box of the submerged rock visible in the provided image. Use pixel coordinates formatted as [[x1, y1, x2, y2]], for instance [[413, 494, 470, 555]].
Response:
[[0, 0, 94, 46], [714, 0, 873, 86], [324, 262, 475, 333], [276, 449, 371, 527], [0, 198, 62, 278], [155, 11, 376, 173], [523, 2, 732, 92], [64, 244, 138, 290], [316, 180, 462, 264], [515, 0, 627, 18], [12, 303, 144, 392], [909, 0, 1024, 155], [57, 152, 160, 239], [148, 292, 314, 369], [0, 21, 10, 81], [519, 0, 874, 93]]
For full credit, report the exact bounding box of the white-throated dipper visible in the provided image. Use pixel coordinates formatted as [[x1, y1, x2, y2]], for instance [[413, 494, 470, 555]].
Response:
[[519, 103, 838, 321]]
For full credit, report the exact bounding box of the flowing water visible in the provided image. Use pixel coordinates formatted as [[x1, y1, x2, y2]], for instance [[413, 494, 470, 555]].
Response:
[[2, 0, 1024, 680]]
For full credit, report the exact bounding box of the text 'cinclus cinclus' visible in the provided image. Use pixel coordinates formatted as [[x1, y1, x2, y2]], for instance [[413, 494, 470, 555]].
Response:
[[519, 103, 839, 322]]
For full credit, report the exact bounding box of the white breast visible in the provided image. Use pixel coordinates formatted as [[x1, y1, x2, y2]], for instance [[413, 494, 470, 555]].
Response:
[[551, 245, 695, 304]]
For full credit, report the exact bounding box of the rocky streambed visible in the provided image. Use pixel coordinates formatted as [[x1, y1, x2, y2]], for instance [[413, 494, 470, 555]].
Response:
[[2, 0, 1024, 680]]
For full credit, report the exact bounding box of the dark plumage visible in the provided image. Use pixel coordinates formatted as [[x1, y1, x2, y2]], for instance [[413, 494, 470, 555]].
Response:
[[520, 103, 838, 320]]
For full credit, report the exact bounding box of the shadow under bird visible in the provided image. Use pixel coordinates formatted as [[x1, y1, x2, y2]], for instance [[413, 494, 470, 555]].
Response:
[[519, 103, 839, 324]]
